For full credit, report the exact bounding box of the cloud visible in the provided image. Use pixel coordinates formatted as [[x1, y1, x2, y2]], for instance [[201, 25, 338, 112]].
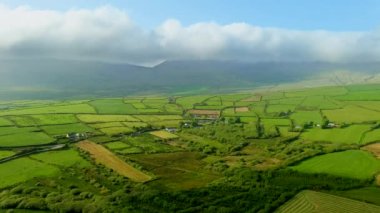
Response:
[[0, 5, 379, 66]]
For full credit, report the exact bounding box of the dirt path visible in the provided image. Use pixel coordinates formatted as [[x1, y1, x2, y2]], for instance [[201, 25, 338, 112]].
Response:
[[76, 140, 151, 182]]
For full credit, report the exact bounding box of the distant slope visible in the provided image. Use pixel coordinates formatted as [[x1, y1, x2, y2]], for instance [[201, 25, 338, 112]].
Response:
[[276, 190, 380, 213], [0, 59, 380, 99]]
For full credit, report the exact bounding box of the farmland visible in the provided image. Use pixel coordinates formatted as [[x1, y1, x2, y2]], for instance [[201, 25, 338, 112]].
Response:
[[76, 140, 152, 182], [1, 84, 380, 211], [276, 190, 380, 213]]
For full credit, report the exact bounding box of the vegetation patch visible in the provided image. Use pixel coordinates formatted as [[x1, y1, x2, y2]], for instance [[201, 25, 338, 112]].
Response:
[[0, 158, 59, 189], [276, 190, 380, 213], [76, 140, 151, 182], [150, 130, 179, 139]]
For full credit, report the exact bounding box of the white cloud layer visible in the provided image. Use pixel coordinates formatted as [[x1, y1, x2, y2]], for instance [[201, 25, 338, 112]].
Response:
[[0, 5, 380, 66]]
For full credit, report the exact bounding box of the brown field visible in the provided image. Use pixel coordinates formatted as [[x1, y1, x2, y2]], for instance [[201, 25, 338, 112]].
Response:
[[76, 140, 151, 182], [362, 143, 380, 159], [235, 107, 250, 112], [241, 95, 261, 102]]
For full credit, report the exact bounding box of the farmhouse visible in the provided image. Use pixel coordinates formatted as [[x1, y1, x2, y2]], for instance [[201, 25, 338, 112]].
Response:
[[66, 132, 88, 142], [188, 109, 220, 119]]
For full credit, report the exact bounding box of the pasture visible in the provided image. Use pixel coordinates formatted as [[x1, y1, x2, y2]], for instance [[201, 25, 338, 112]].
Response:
[[41, 123, 94, 135], [0, 132, 54, 147], [89, 99, 138, 114], [322, 105, 380, 123], [31, 149, 90, 168], [290, 150, 380, 180], [300, 125, 371, 144], [0, 158, 59, 188]]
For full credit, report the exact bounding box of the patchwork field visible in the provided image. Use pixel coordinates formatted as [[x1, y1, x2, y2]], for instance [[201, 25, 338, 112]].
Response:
[[1, 85, 380, 212]]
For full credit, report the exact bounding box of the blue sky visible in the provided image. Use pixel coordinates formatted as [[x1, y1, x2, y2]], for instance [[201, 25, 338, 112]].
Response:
[[0, 0, 379, 31]]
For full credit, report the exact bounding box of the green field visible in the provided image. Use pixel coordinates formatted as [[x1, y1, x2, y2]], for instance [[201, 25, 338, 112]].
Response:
[[323, 105, 380, 123], [31, 149, 90, 168], [41, 123, 94, 135], [0, 158, 59, 188], [0, 151, 15, 159], [105, 141, 131, 150], [0, 132, 54, 147], [300, 125, 371, 144], [276, 190, 380, 213], [90, 99, 138, 114], [290, 150, 380, 180], [290, 110, 323, 125], [0, 117, 12, 126], [0, 104, 96, 115]]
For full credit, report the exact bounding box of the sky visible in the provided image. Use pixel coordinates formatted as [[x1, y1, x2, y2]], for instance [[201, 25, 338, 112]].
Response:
[[0, 0, 380, 66]]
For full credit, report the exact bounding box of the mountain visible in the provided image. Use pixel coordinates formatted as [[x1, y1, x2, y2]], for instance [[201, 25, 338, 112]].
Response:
[[0, 59, 380, 99]]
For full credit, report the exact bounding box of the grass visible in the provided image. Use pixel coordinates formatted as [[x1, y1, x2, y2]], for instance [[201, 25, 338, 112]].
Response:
[[336, 90, 380, 101], [290, 150, 380, 180], [7, 116, 36, 127], [299, 96, 340, 110], [0, 132, 55, 147], [176, 95, 210, 109], [89, 99, 138, 114], [276, 190, 380, 213], [41, 123, 94, 135], [323, 105, 380, 123], [290, 110, 323, 125], [266, 104, 296, 113], [134, 115, 183, 122], [129, 152, 219, 189], [100, 126, 134, 135], [126, 135, 176, 153], [285, 86, 347, 97], [0, 158, 59, 189], [150, 130, 179, 139], [76, 140, 151, 182], [0, 104, 96, 115], [0, 117, 13, 126], [31, 149, 91, 168], [105, 141, 131, 150], [0, 126, 39, 136], [349, 101, 380, 111], [89, 122, 123, 129], [332, 187, 380, 206], [30, 114, 78, 125], [77, 114, 140, 123], [362, 129, 380, 144], [150, 120, 184, 128], [0, 150, 15, 159], [300, 125, 371, 144]]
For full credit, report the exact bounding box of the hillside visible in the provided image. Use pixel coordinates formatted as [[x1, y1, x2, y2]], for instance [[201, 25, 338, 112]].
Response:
[[1, 59, 380, 99]]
